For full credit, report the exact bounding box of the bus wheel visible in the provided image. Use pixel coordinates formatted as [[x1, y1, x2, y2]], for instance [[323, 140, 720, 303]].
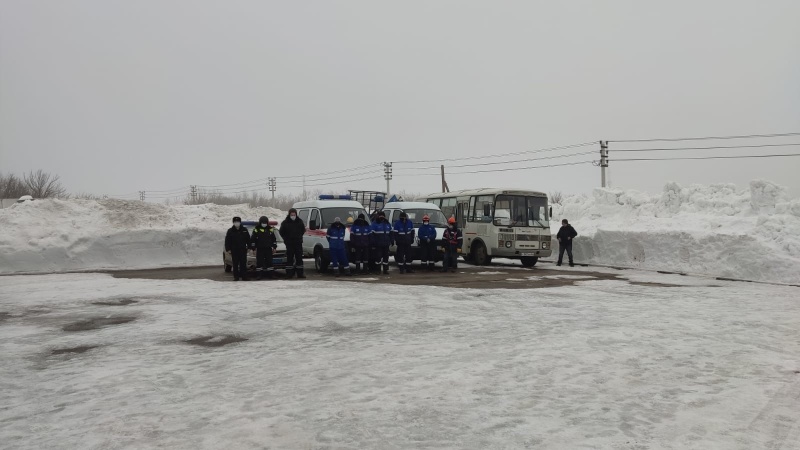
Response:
[[472, 242, 492, 266], [314, 247, 329, 273], [521, 256, 538, 267]]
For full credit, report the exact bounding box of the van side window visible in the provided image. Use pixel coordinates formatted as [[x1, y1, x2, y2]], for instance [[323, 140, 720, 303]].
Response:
[[309, 209, 320, 229], [296, 209, 310, 223]]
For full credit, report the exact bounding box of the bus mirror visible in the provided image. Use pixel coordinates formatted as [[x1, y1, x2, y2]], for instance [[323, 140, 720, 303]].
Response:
[[549, 206, 553, 218], [309, 220, 317, 230]]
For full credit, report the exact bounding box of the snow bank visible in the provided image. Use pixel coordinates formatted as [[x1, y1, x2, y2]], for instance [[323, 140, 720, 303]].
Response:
[[0, 199, 285, 274], [552, 180, 800, 284]]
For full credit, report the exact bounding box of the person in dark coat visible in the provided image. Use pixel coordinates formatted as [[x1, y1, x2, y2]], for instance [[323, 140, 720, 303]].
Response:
[[369, 211, 392, 274], [441, 217, 463, 273], [417, 214, 437, 271], [225, 216, 251, 281], [392, 212, 416, 274], [350, 213, 371, 274], [250, 215, 278, 279], [279, 208, 307, 278], [326, 217, 351, 277], [556, 219, 578, 267]]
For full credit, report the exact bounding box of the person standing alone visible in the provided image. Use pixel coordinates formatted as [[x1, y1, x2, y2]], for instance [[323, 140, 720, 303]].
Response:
[[556, 219, 578, 267], [280, 208, 307, 278]]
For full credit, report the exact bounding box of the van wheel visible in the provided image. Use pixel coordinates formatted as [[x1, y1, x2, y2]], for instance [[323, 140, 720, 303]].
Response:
[[472, 242, 492, 266], [521, 256, 538, 267], [314, 248, 329, 273]]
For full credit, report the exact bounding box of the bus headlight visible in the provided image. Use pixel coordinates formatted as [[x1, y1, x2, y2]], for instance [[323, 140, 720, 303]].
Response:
[[541, 241, 549, 249], [505, 241, 512, 248]]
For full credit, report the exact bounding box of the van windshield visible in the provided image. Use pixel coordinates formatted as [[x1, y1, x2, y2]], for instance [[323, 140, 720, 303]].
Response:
[[319, 208, 369, 228], [401, 209, 447, 227]]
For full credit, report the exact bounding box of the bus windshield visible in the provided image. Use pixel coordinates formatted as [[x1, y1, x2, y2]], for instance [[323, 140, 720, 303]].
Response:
[[493, 195, 550, 228], [401, 209, 447, 227]]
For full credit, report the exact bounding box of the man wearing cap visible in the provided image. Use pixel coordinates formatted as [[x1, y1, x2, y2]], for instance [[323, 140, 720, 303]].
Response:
[[392, 211, 416, 274], [369, 210, 393, 274], [350, 213, 371, 274], [279, 208, 307, 278], [250, 215, 278, 279], [225, 216, 251, 281], [326, 217, 351, 277]]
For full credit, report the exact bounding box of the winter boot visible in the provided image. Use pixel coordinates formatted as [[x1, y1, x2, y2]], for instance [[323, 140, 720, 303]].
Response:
[[399, 266, 405, 274], [405, 265, 414, 274], [355, 263, 361, 274], [382, 264, 389, 275], [286, 269, 295, 278], [344, 267, 352, 276], [297, 268, 306, 279]]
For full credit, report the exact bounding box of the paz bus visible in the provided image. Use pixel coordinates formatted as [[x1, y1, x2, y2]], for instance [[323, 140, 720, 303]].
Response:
[[424, 188, 553, 267]]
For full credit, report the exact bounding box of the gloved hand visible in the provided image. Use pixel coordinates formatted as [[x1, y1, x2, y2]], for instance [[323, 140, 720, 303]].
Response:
[[440, 247, 446, 253], [457, 248, 463, 254], [272, 245, 277, 250]]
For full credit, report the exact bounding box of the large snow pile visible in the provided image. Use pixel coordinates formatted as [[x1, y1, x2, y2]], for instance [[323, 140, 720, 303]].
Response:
[[0, 199, 285, 274], [552, 180, 800, 284]]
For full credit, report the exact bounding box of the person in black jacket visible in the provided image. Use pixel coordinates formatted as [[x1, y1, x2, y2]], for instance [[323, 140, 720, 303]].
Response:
[[225, 216, 251, 281], [251, 215, 278, 279], [556, 219, 578, 267], [279, 208, 307, 278]]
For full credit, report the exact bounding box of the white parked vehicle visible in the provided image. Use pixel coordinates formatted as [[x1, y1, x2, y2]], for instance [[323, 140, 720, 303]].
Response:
[[292, 195, 370, 273], [381, 201, 447, 263], [425, 188, 553, 267]]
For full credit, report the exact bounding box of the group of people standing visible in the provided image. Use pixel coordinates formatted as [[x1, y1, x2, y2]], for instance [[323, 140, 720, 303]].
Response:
[[224, 208, 466, 281], [327, 209, 463, 276]]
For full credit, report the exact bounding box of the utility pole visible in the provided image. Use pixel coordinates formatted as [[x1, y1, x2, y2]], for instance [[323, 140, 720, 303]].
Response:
[[190, 185, 197, 203], [383, 162, 393, 195], [268, 177, 276, 199], [600, 141, 609, 188], [440, 165, 449, 193], [139, 191, 146, 201], [302, 175, 306, 199]]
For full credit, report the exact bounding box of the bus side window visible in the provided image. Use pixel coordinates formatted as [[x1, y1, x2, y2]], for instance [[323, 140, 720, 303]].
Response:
[[472, 195, 494, 223]]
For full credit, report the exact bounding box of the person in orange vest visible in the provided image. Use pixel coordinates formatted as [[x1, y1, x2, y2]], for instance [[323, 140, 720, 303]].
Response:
[[441, 217, 463, 273]]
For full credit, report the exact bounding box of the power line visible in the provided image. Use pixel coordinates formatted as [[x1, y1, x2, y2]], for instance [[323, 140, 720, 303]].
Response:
[[394, 150, 596, 171], [611, 143, 800, 152], [392, 141, 597, 165], [400, 160, 594, 177], [611, 153, 800, 162], [610, 132, 800, 143]]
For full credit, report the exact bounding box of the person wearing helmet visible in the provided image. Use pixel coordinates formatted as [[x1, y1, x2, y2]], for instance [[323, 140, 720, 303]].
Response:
[[392, 211, 416, 274], [369, 210, 393, 274], [279, 208, 307, 279], [326, 217, 351, 277], [225, 216, 251, 281], [350, 213, 371, 274], [250, 216, 278, 279], [441, 216, 463, 273], [418, 214, 437, 271]]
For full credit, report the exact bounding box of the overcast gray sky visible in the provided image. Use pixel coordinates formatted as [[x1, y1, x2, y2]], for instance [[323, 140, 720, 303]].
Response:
[[2, 0, 799, 200]]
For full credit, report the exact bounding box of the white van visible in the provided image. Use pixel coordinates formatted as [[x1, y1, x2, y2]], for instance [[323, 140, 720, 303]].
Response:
[[380, 202, 447, 264], [292, 195, 370, 273]]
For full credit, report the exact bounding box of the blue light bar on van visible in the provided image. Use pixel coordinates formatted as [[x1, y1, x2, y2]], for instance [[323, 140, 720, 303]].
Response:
[[318, 194, 353, 200], [372, 195, 384, 202]]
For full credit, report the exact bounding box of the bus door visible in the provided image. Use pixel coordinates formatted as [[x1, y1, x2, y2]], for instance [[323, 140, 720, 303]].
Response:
[[457, 200, 469, 228]]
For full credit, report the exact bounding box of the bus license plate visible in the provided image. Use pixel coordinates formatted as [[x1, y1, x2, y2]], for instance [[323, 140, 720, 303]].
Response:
[[520, 252, 536, 256]]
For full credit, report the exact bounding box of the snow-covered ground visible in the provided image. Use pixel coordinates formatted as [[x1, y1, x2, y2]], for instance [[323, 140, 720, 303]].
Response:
[[1, 270, 798, 449], [552, 180, 800, 285], [0, 199, 284, 274]]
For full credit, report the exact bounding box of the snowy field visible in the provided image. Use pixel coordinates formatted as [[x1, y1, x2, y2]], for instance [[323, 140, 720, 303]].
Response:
[[1, 269, 799, 449]]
